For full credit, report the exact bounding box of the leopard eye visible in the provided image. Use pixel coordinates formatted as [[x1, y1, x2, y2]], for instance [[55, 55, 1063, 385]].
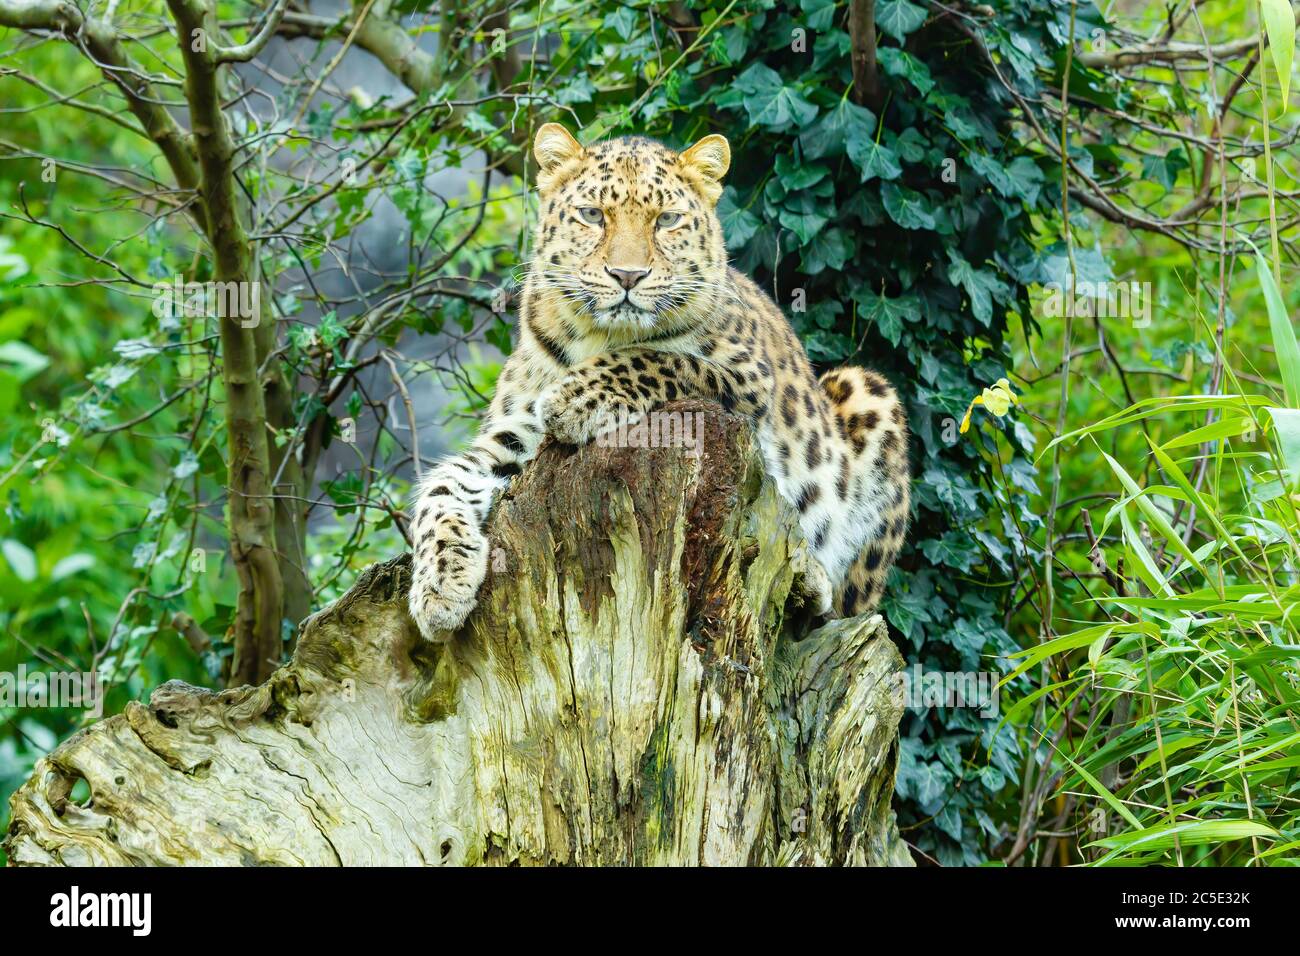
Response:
[[577, 206, 604, 225], [656, 211, 683, 229]]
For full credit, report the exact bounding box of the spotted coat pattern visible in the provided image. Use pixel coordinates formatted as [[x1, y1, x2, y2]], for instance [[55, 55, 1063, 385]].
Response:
[[408, 125, 910, 638]]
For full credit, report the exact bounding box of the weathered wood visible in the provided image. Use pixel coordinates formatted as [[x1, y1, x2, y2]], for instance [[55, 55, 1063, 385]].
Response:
[[5, 402, 911, 866]]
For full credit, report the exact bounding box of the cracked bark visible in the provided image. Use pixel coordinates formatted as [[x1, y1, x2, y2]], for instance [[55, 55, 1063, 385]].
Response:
[[5, 403, 911, 866]]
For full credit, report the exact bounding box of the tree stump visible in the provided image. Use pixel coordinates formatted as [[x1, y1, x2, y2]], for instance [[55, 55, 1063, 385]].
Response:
[[5, 402, 912, 866]]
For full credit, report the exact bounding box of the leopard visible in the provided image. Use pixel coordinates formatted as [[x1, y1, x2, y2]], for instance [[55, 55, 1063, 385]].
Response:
[[407, 123, 910, 639]]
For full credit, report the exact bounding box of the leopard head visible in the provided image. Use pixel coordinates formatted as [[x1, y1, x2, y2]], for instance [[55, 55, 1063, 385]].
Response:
[[525, 124, 732, 334]]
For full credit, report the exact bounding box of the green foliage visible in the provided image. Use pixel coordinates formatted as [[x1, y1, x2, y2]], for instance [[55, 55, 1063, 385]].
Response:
[[0, 43, 215, 859], [1018, 335, 1300, 864], [992, 0, 1300, 866]]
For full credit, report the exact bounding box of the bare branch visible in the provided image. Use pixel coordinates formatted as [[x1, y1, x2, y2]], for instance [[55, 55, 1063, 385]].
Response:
[[276, 5, 532, 176], [279, 8, 436, 92], [1077, 5, 1298, 68], [211, 0, 290, 64]]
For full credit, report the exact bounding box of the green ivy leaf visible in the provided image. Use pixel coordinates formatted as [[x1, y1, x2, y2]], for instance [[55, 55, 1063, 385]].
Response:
[[774, 152, 830, 190], [968, 152, 1016, 197], [881, 182, 936, 230], [876, 0, 928, 41], [799, 99, 876, 160], [1005, 156, 1046, 205], [910, 760, 953, 809], [855, 286, 921, 345], [725, 63, 818, 132], [888, 126, 929, 164], [929, 91, 982, 141], [799, 0, 837, 31], [800, 227, 853, 274], [603, 7, 637, 40], [847, 136, 902, 182], [717, 188, 761, 249], [923, 465, 983, 517], [946, 250, 1008, 326], [778, 191, 832, 243], [935, 804, 963, 841], [554, 74, 597, 106], [804, 329, 855, 361], [921, 531, 981, 572], [972, 153, 1045, 205], [878, 46, 935, 94], [1140, 151, 1189, 194], [318, 311, 347, 348]]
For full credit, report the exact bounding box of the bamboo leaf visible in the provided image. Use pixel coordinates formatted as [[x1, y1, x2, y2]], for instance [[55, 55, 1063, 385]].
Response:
[[1147, 440, 1252, 565], [1264, 407, 1300, 489], [1118, 507, 1177, 598], [1058, 750, 1143, 830], [1261, 0, 1296, 111], [1104, 452, 1207, 584], [1091, 819, 1278, 852], [1258, 253, 1300, 407], [1041, 394, 1269, 455], [1160, 416, 1256, 450]]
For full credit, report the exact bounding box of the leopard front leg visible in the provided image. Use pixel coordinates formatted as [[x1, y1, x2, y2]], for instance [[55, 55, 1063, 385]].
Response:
[[409, 506, 490, 634], [407, 359, 548, 640]]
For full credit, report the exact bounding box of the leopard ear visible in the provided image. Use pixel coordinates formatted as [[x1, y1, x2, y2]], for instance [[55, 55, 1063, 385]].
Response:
[[678, 134, 730, 203], [533, 123, 584, 188]]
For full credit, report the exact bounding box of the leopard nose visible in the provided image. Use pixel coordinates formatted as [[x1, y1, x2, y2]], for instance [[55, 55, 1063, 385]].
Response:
[[606, 266, 651, 290]]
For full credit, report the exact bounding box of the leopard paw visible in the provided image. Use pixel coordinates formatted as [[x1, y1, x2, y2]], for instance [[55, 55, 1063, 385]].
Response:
[[538, 381, 623, 445], [799, 556, 835, 617], [408, 513, 489, 641]]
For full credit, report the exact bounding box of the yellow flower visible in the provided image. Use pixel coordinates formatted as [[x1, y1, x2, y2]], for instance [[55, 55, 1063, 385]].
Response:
[[983, 380, 1014, 417], [959, 378, 1019, 434]]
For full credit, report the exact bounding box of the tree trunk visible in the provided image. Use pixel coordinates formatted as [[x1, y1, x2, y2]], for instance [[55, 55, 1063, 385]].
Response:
[[166, 0, 286, 687], [5, 403, 912, 866]]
